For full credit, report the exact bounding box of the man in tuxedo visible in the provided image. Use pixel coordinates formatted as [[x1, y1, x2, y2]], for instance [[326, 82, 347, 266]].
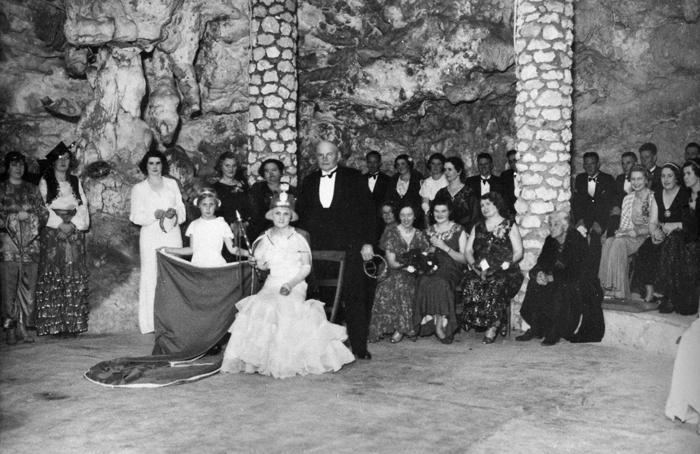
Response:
[[500, 149, 518, 213], [364, 151, 391, 241], [573, 152, 616, 275], [297, 141, 376, 360], [608, 151, 638, 234], [466, 152, 507, 200], [639, 143, 661, 191]]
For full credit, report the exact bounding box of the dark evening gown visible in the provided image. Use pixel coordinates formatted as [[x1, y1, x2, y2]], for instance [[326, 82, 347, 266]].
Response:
[[433, 185, 479, 231], [369, 226, 430, 341], [519, 230, 604, 343], [633, 189, 698, 315], [413, 223, 464, 337], [460, 219, 523, 330], [212, 180, 250, 262], [384, 172, 424, 229]]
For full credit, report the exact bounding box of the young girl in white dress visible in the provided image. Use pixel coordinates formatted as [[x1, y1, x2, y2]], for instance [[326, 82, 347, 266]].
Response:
[[221, 189, 355, 378], [164, 188, 245, 267]]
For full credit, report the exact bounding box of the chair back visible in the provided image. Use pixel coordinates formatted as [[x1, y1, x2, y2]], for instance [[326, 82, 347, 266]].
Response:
[[311, 250, 346, 323]]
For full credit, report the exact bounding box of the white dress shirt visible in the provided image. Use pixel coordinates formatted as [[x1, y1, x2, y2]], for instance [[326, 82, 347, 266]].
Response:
[[587, 173, 598, 197], [480, 176, 491, 195], [367, 173, 379, 193], [319, 167, 337, 208]]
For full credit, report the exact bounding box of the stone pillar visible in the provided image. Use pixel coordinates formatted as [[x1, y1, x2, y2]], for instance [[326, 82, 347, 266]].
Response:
[[247, 0, 298, 185], [512, 0, 574, 327]]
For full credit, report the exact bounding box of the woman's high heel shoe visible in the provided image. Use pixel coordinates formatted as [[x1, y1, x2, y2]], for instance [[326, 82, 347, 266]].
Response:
[[482, 327, 497, 344], [390, 332, 404, 344]]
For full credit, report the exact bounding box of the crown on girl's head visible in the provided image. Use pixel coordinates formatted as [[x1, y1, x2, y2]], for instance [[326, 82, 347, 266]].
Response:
[[193, 187, 221, 207]]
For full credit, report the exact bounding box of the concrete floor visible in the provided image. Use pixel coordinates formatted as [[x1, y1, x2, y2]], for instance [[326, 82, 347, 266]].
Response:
[[1, 332, 698, 454]]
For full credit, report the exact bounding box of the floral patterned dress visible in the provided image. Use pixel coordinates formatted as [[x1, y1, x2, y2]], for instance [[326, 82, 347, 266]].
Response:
[[369, 225, 430, 341], [460, 219, 523, 329]]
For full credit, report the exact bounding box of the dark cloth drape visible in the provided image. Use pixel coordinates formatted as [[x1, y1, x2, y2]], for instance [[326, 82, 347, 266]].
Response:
[[85, 252, 254, 387]]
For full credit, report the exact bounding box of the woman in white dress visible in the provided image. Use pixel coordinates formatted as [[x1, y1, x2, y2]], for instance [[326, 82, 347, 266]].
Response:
[[221, 189, 355, 378], [666, 316, 700, 434], [419, 153, 447, 224], [130, 149, 186, 334]]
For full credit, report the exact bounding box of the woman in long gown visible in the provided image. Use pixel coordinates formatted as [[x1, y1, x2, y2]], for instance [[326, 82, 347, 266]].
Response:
[[598, 165, 653, 299], [413, 196, 467, 343], [666, 315, 700, 434], [517, 211, 604, 345], [211, 152, 250, 262], [384, 154, 424, 229], [130, 149, 186, 334], [460, 192, 524, 344], [433, 156, 479, 232], [369, 204, 430, 343], [34, 142, 90, 336], [221, 190, 354, 378]]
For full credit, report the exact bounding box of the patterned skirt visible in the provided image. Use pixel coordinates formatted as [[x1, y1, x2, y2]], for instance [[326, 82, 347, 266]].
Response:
[[34, 223, 89, 335], [460, 268, 523, 329]]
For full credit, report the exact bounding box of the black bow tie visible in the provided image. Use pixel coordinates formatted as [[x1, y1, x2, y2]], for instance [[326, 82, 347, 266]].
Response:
[[368, 173, 378, 180], [588, 176, 597, 182], [322, 169, 337, 178], [481, 177, 490, 182]]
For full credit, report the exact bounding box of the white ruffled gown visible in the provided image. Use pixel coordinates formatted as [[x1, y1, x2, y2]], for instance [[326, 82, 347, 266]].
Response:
[[221, 230, 355, 378]]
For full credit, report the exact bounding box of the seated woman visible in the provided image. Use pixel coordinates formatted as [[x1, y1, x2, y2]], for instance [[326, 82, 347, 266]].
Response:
[[665, 315, 700, 435], [221, 189, 355, 378], [247, 158, 297, 241], [517, 211, 604, 345], [633, 163, 698, 314], [460, 192, 523, 344], [384, 154, 424, 228], [598, 164, 654, 299], [369, 203, 430, 343], [413, 196, 467, 343]]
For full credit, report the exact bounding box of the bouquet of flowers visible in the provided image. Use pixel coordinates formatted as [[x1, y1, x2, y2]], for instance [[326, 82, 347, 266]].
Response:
[[399, 249, 439, 275]]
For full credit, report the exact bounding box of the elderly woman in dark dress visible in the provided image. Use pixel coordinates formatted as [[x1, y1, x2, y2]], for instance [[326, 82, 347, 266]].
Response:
[[413, 196, 468, 343], [369, 203, 430, 343], [211, 151, 250, 261], [433, 156, 479, 231], [517, 211, 604, 346], [248, 158, 297, 241], [460, 192, 523, 344], [633, 163, 698, 314], [385, 154, 424, 229]]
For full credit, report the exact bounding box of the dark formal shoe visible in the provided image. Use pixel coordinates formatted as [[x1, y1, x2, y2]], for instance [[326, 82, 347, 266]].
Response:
[[516, 330, 535, 342], [541, 338, 558, 346], [658, 299, 674, 314], [356, 351, 372, 360], [206, 344, 222, 356]]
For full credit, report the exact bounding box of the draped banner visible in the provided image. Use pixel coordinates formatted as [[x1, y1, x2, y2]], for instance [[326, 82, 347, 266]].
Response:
[[85, 251, 254, 388]]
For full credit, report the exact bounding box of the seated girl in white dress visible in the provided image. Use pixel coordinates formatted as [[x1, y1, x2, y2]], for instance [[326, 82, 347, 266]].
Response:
[[164, 188, 245, 267], [221, 189, 355, 378]]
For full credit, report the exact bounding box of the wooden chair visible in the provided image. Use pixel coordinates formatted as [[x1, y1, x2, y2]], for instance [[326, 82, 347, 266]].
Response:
[[310, 250, 346, 323]]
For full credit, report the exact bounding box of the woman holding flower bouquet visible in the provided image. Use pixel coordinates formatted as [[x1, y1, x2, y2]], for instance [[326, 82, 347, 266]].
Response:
[[413, 196, 467, 344], [369, 204, 430, 343], [460, 192, 523, 344]]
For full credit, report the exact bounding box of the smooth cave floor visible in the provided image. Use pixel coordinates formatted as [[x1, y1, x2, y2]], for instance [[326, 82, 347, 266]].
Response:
[[1, 331, 698, 454]]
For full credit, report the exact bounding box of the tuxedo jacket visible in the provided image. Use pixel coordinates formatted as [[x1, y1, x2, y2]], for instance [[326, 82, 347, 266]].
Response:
[[364, 171, 391, 210], [465, 174, 507, 199], [500, 169, 516, 210], [648, 166, 662, 192], [572, 171, 616, 231], [613, 173, 630, 208], [297, 166, 376, 251]]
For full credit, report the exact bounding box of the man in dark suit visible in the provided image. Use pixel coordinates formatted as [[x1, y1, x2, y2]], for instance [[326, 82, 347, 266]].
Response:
[[573, 151, 616, 275], [639, 142, 661, 191], [465, 152, 507, 200], [608, 151, 638, 234], [685, 142, 700, 161], [364, 151, 390, 241], [500, 149, 517, 213], [297, 141, 376, 360]]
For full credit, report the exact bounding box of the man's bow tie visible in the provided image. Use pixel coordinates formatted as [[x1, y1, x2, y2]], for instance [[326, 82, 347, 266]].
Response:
[[322, 169, 337, 178], [368, 173, 378, 180], [481, 177, 490, 182], [588, 176, 597, 182]]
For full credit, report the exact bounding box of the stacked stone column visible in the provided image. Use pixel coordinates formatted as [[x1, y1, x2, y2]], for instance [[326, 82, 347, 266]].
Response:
[[512, 0, 574, 326], [247, 0, 298, 185]]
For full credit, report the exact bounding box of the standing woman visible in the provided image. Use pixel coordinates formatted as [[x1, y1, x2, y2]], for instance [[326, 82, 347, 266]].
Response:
[[413, 196, 467, 343], [419, 153, 448, 225], [248, 158, 296, 241], [460, 192, 524, 344], [35, 142, 90, 337], [385, 154, 423, 228], [211, 151, 250, 261], [130, 149, 186, 334], [433, 156, 479, 231], [369, 203, 430, 343]]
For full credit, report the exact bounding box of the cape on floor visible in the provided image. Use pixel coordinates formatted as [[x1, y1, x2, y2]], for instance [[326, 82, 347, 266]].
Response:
[[85, 251, 254, 388]]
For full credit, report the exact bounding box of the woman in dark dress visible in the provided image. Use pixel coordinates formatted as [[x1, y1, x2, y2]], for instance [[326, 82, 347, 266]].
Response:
[[517, 211, 604, 346], [211, 151, 250, 261], [384, 154, 424, 229], [413, 196, 467, 343], [460, 192, 524, 343], [369, 203, 430, 343], [248, 159, 297, 241], [433, 156, 479, 231], [633, 163, 698, 314]]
